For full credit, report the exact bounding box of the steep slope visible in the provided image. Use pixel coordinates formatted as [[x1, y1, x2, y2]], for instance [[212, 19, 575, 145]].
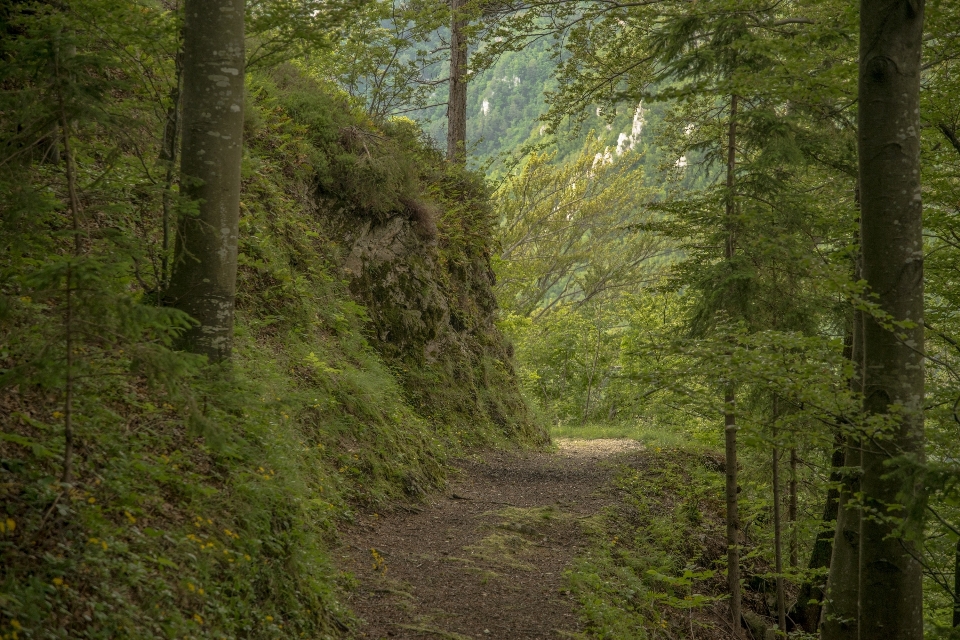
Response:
[[0, 64, 541, 639]]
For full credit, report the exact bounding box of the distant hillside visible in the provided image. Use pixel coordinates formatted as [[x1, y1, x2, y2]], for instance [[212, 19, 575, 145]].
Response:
[[416, 39, 672, 174]]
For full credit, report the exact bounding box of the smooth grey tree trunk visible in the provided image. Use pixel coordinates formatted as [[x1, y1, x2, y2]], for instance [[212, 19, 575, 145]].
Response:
[[446, 0, 467, 163], [166, 0, 245, 361], [857, 0, 925, 637]]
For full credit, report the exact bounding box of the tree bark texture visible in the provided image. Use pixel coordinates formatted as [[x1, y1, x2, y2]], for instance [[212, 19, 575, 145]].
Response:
[[857, 0, 925, 637], [446, 0, 467, 163], [166, 0, 245, 361]]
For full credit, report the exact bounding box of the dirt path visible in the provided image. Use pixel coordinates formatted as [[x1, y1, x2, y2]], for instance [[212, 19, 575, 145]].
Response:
[[338, 439, 644, 640]]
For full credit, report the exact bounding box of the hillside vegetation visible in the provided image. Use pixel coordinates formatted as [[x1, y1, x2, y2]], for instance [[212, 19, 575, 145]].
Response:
[[0, 60, 541, 638], [5, 0, 960, 637]]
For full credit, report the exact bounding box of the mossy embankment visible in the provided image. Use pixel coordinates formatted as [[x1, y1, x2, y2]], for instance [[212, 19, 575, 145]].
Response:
[[0, 64, 543, 639]]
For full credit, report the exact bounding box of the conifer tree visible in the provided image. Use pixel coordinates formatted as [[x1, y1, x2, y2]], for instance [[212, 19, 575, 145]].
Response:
[[447, 0, 468, 162]]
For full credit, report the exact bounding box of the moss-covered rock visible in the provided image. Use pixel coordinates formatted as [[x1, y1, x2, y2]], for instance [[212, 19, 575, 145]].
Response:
[[264, 66, 546, 446]]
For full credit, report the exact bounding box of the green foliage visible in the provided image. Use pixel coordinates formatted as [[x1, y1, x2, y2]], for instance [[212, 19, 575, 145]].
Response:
[[489, 0, 960, 633], [493, 139, 668, 429], [246, 0, 363, 69], [0, 5, 537, 639], [567, 451, 726, 639], [313, 0, 449, 119], [494, 140, 663, 318]]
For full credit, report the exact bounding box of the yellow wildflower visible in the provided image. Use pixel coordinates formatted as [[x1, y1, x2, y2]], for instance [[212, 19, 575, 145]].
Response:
[[52, 577, 64, 586]]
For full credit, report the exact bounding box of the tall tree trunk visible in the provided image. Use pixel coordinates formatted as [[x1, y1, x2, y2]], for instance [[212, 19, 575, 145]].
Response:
[[820, 442, 861, 640], [789, 447, 798, 567], [791, 320, 857, 633], [166, 0, 245, 362], [160, 48, 183, 289], [446, 0, 467, 163], [724, 93, 741, 637], [857, 0, 925, 636], [772, 400, 787, 635]]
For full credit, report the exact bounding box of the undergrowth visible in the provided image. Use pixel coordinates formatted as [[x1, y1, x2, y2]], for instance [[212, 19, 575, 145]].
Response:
[[567, 450, 739, 640], [0, 64, 537, 639]]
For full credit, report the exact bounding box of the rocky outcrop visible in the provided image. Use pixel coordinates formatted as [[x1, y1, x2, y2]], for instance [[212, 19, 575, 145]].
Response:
[[324, 182, 543, 443]]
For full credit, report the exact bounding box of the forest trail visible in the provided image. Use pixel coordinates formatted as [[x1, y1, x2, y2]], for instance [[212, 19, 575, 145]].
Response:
[[339, 440, 645, 639]]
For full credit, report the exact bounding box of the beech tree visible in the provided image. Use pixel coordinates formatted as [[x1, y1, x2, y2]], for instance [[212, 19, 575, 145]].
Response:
[[166, 0, 246, 361], [856, 0, 925, 636]]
